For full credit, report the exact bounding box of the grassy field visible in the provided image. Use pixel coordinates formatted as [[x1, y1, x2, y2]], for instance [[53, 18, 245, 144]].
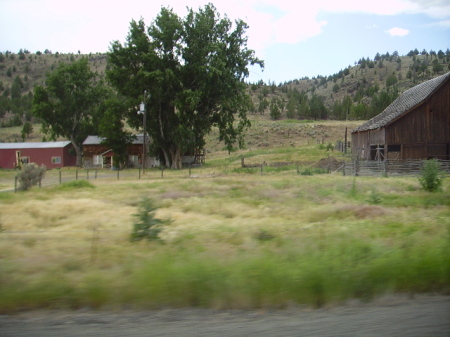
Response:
[[0, 154, 449, 312]]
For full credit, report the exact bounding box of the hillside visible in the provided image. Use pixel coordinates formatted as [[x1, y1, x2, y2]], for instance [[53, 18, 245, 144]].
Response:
[[248, 49, 450, 120], [0, 48, 449, 142]]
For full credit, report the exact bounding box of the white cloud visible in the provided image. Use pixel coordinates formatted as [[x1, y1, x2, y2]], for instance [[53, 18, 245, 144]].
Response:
[[0, 0, 448, 57], [407, 0, 450, 19], [385, 27, 410, 36], [424, 19, 450, 28], [321, 0, 417, 15]]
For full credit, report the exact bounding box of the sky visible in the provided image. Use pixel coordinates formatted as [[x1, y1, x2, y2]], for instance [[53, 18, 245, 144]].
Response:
[[1, 0, 449, 84]]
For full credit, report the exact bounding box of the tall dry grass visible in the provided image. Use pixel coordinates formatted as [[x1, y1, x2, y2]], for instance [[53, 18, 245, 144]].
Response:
[[0, 173, 448, 312]]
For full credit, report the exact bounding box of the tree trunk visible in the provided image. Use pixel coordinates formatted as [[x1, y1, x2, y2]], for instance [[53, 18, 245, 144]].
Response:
[[70, 138, 83, 167], [162, 149, 171, 168], [170, 147, 182, 169]]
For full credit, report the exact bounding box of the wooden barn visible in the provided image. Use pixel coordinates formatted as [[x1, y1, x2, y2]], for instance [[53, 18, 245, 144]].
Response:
[[352, 71, 450, 161], [82, 135, 158, 169], [0, 141, 76, 169]]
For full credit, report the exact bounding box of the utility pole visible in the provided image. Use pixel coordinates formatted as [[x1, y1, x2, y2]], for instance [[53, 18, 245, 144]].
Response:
[[138, 92, 147, 174]]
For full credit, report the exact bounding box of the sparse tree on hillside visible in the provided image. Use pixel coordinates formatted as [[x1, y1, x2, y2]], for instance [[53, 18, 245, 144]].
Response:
[[32, 58, 107, 166], [386, 73, 398, 87], [309, 94, 328, 119], [269, 98, 281, 120], [297, 99, 309, 119], [432, 59, 444, 74], [21, 122, 33, 140], [107, 4, 263, 168], [286, 95, 298, 119]]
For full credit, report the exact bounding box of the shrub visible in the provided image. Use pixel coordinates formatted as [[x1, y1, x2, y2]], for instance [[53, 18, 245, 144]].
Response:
[[16, 163, 46, 191], [300, 168, 313, 175], [367, 189, 382, 205], [58, 180, 95, 190], [130, 198, 168, 242], [419, 159, 443, 192]]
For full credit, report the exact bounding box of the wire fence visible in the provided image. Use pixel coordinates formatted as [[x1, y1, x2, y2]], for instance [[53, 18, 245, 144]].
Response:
[[5, 166, 201, 192], [2, 158, 450, 192]]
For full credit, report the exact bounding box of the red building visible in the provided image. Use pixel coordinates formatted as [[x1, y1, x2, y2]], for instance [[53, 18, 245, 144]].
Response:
[[0, 141, 76, 169]]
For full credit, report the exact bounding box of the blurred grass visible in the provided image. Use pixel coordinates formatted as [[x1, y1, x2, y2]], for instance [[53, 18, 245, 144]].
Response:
[[0, 158, 449, 312]]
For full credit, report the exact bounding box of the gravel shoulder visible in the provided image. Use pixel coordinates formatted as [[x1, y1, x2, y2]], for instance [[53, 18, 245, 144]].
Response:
[[1, 294, 449, 337]]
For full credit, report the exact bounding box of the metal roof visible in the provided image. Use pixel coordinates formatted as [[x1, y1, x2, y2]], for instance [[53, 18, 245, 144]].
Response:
[[83, 135, 144, 145], [353, 71, 450, 133], [0, 141, 72, 150]]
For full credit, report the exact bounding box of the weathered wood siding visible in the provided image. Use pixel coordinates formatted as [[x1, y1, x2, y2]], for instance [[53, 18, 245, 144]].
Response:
[[386, 80, 450, 145], [352, 78, 450, 160]]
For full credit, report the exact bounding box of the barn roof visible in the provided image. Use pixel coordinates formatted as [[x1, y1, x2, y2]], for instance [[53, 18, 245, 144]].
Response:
[[83, 135, 144, 145], [353, 71, 450, 132], [0, 141, 72, 150]]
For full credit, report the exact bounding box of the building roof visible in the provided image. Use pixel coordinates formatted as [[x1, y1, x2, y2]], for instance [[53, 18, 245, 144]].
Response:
[[0, 141, 72, 150], [83, 135, 144, 145], [353, 71, 450, 133]]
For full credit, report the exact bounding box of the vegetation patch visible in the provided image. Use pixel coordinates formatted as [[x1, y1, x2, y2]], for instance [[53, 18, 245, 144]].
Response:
[[58, 180, 95, 190]]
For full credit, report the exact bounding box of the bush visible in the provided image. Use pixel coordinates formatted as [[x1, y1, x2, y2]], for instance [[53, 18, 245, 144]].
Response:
[[419, 159, 443, 192], [16, 163, 46, 191], [130, 198, 168, 242]]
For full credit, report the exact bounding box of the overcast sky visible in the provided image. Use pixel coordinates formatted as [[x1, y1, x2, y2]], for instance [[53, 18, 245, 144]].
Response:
[[1, 0, 449, 83]]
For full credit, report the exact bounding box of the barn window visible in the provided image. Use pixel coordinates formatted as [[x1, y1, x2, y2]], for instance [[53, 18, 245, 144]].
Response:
[[388, 145, 401, 152], [129, 155, 139, 166], [93, 155, 102, 165], [51, 156, 61, 164]]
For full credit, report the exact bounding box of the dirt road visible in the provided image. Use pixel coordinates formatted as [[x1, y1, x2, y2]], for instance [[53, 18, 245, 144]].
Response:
[[0, 295, 448, 337]]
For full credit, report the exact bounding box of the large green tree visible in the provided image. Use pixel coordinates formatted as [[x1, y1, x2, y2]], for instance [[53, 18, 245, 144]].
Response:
[[107, 4, 263, 168], [98, 96, 136, 168], [32, 58, 107, 166]]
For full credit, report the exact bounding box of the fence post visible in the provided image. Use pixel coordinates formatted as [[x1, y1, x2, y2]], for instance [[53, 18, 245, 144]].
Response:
[[343, 162, 346, 176], [117, 169, 120, 180], [355, 157, 359, 177], [384, 159, 388, 177], [260, 164, 264, 175], [189, 165, 191, 177], [161, 166, 164, 178], [87, 170, 89, 180], [95, 170, 97, 179], [39, 176, 41, 188], [59, 170, 62, 184], [14, 176, 17, 192], [76, 170, 78, 181], [138, 168, 141, 179]]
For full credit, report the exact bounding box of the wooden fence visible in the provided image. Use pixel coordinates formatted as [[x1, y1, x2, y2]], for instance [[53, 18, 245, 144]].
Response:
[[341, 159, 450, 177]]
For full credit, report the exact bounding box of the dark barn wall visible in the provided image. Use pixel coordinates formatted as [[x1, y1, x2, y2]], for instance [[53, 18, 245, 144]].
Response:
[[386, 80, 450, 159], [352, 78, 450, 160]]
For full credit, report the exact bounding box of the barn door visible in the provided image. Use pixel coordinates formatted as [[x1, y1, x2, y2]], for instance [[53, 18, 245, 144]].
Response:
[[15, 151, 21, 168]]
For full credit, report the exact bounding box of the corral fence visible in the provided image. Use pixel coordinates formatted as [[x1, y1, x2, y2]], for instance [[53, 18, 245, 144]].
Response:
[[340, 159, 450, 177]]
